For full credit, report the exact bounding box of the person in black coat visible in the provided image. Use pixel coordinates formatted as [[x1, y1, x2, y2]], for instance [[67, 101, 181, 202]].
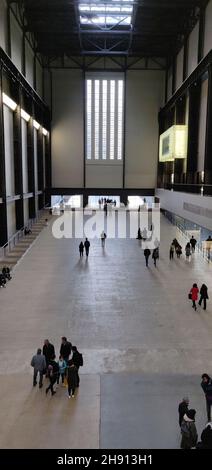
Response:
[[144, 248, 151, 267], [199, 284, 209, 310], [72, 346, 83, 387], [67, 359, 78, 398], [60, 337, 72, 363], [43, 340, 55, 369], [201, 373, 212, 421], [84, 238, 90, 257], [197, 423, 212, 449], [45, 356, 59, 396], [178, 396, 189, 427], [79, 241, 84, 257], [152, 247, 159, 267]]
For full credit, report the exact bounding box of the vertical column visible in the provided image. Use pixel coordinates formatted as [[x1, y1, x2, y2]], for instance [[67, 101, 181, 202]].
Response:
[[174, 96, 186, 183], [27, 114, 36, 219], [204, 65, 212, 185], [0, 65, 8, 246], [45, 131, 51, 207], [37, 126, 44, 210], [186, 82, 201, 183], [12, 83, 24, 230]]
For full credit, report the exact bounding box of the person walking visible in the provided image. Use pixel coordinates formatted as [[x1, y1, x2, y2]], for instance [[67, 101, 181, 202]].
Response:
[[43, 339, 55, 372], [67, 359, 78, 398], [144, 248, 151, 267], [201, 374, 212, 421], [60, 337, 72, 363], [72, 346, 83, 387], [169, 243, 175, 260], [45, 356, 59, 396], [84, 238, 90, 257], [178, 397, 189, 427], [185, 242, 191, 260], [100, 231, 107, 248], [79, 241, 84, 257], [31, 348, 46, 388], [189, 283, 199, 310], [152, 247, 159, 267], [199, 284, 209, 310], [190, 236, 197, 252], [176, 244, 182, 258], [180, 409, 198, 449], [57, 355, 67, 385]]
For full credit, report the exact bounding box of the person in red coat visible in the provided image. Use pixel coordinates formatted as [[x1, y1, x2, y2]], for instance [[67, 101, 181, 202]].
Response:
[[190, 283, 199, 311]]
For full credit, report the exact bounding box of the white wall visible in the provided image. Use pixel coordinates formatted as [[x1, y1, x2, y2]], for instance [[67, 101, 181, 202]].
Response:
[[167, 66, 172, 101], [197, 78, 208, 172], [25, 41, 34, 87], [21, 119, 28, 193], [0, 0, 8, 52], [156, 188, 212, 231], [51, 69, 84, 187], [176, 47, 184, 90], [7, 201, 16, 238], [125, 70, 165, 188], [36, 60, 43, 98], [34, 128, 38, 191], [204, 0, 212, 57], [23, 199, 29, 225], [3, 105, 15, 197], [10, 13, 22, 73], [86, 162, 123, 188], [187, 22, 199, 77]]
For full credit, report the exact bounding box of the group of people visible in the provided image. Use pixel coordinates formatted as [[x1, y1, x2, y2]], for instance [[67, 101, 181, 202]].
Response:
[[178, 373, 212, 449], [169, 236, 198, 261], [31, 337, 83, 399], [143, 247, 159, 267], [0, 266, 12, 288], [79, 238, 90, 257], [189, 283, 209, 310]]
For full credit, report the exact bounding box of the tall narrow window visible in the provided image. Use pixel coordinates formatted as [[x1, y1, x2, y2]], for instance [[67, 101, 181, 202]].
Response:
[[117, 80, 123, 160], [85, 76, 124, 161], [86, 80, 92, 159], [102, 80, 107, 160], [110, 80, 115, 160], [94, 80, 99, 159]]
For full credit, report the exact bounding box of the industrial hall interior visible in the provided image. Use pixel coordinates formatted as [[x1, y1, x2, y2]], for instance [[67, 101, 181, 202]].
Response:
[[1, 0, 212, 451]]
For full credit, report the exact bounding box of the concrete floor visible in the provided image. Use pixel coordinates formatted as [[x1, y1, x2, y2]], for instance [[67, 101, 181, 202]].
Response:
[[0, 213, 212, 449]]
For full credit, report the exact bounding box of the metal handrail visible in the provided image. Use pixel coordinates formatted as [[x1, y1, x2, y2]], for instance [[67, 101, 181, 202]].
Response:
[[0, 209, 47, 261]]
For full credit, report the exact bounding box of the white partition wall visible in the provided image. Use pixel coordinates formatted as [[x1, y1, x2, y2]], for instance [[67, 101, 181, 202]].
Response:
[[4, 105, 15, 197], [51, 69, 84, 188], [21, 119, 28, 194], [198, 79, 208, 172], [176, 48, 184, 90], [0, 0, 8, 52], [125, 70, 165, 188], [6, 202, 16, 238]]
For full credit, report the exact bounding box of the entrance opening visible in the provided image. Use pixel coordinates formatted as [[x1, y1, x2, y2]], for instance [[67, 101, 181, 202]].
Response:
[[88, 195, 120, 208]]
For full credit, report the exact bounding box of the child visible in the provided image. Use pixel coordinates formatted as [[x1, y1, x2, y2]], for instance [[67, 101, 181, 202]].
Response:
[[57, 355, 67, 385]]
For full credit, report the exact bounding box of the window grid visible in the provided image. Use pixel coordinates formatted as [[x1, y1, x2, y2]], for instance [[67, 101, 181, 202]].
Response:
[[94, 80, 99, 160], [110, 80, 115, 160], [86, 77, 124, 161], [102, 80, 107, 160], [86, 80, 92, 160], [117, 80, 123, 160]]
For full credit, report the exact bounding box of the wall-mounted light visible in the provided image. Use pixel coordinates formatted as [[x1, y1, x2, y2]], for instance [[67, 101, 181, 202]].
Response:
[[201, 186, 204, 196], [33, 119, 40, 130], [42, 128, 48, 136], [171, 173, 174, 184], [21, 109, 30, 122], [2, 92, 17, 111]]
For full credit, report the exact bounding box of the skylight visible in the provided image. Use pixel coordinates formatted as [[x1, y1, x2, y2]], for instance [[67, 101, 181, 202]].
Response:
[[79, 2, 133, 27]]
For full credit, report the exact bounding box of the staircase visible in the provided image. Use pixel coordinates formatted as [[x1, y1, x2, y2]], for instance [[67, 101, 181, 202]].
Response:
[[0, 215, 49, 271]]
